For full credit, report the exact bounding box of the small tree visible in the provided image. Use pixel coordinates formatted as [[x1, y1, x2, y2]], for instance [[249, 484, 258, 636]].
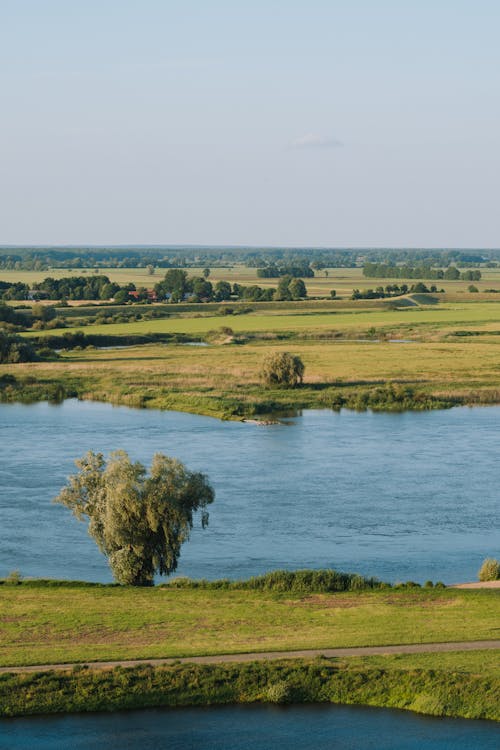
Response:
[[478, 558, 500, 582], [261, 351, 305, 387], [54, 451, 214, 586]]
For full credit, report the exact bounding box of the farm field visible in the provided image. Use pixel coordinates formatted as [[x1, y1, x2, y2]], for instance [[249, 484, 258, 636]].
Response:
[[0, 583, 498, 668], [3, 264, 500, 296]]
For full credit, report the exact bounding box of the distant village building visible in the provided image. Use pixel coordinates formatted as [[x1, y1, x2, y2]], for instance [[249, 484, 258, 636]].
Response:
[[127, 289, 158, 302]]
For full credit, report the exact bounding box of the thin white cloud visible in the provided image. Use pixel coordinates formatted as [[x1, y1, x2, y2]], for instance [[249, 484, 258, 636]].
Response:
[[290, 133, 343, 149]]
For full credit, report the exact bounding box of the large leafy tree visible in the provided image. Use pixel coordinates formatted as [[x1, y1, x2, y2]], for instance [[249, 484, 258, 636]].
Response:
[[54, 451, 214, 586]]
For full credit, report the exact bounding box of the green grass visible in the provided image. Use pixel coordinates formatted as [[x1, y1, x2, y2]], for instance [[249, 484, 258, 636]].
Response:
[[22, 300, 500, 338], [0, 583, 498, 668]]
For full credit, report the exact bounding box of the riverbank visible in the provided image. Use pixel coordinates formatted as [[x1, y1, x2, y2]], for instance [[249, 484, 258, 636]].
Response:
[[1, 656, 498, 721]]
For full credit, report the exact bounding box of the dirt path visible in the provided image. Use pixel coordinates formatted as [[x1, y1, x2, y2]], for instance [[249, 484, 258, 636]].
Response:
[[451, 581, 500, 589], [2, 640, 500, 674]]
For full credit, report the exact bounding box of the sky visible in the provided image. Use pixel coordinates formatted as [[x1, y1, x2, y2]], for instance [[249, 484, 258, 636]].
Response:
[[1, 0, 499, 247]]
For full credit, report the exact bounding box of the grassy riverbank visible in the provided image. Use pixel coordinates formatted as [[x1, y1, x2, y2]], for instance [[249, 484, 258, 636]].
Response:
[[1, 655, 499, 721], [0, 581, 498, 668], [4, 294, 500, 417], [3, 334, 500, 418]]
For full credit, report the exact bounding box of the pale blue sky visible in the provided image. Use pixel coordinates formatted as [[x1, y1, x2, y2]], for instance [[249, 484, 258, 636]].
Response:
[[1, 1, 499, 246]]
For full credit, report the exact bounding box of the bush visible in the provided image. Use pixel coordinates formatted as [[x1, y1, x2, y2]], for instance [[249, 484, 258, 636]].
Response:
[[260, 351, 305, 387], [4, 570, 22, 585], [164, 569, 387, 593], [478, 558, 500, 581], [266, 680, 292, 704]]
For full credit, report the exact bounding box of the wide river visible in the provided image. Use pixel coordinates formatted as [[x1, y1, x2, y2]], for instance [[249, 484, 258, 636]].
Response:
[[1, 704, 499, 749], [1, 399, 498, 583]]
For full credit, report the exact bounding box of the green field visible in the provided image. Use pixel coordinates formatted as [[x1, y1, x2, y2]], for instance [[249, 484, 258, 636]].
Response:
[[21, 300, 500, 338], [0, 583, 498, 667]]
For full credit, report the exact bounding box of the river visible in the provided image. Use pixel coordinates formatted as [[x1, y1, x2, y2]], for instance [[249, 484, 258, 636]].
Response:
[[1, 704, 499, 749], [1, 400, 498, 583]]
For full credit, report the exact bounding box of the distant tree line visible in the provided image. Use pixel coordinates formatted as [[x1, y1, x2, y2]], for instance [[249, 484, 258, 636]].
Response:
[[363, 263, 481, 281], [0, 246, 497, 271], [256, 261, 315, 278]]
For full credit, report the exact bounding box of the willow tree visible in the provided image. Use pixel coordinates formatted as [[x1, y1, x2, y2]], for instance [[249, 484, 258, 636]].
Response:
[[54, 450, 214, 586], [261, 351, 305, 387]]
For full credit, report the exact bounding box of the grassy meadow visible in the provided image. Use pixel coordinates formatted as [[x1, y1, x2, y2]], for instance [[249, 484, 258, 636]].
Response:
[[0, 583, 498, 668]]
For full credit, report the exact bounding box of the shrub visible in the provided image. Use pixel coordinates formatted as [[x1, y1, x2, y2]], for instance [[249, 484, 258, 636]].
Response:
[[4, 570, 22, 585], [260, 351, 305, 387], [478, 558, 500, 581], [266, 680, 292, 704]]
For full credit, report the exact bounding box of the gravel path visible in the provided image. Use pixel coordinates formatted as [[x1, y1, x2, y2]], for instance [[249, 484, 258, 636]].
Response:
[[2, 640, 500, 674]]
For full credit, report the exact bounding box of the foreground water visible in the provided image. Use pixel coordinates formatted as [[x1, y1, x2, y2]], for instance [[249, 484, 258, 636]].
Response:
[[1, 704, 499, 750], [1, 400, 499, 583]]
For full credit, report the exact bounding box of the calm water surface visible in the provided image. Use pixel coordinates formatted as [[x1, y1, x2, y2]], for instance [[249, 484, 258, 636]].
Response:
[[1, 400, 499, 583], [1, 704, 499, 750]]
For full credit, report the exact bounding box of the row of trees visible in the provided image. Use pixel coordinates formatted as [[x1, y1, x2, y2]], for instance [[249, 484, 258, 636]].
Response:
[[0, 271, 309, 304], [256, 261, 315, 278], [351, 282, 442, 300], [363, 263, 481, 281]]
